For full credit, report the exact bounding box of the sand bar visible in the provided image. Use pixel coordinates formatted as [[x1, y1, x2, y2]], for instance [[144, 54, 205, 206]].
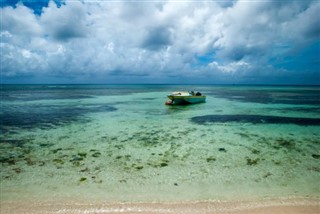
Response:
[[1, 197, 319, 214]]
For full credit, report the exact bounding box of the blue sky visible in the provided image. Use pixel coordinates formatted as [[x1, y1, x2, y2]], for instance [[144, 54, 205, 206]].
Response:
[[1, 0, 319, 84]]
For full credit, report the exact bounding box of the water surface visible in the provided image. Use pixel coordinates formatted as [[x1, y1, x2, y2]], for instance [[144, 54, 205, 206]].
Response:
[[1, 84, 319, 202]]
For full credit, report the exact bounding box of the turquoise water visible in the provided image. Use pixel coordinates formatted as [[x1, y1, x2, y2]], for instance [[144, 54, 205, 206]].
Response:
[[1, 84, 319, 202]]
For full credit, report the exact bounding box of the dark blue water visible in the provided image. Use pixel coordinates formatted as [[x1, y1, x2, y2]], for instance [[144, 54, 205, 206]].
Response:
[[1, 85, 319, 134]]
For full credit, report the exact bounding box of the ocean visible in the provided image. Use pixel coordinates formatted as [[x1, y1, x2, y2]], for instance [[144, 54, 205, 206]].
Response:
[[0, 84, 319, 202]]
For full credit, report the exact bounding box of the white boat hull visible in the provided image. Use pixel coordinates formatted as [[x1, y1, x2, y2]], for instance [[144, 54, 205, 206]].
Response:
[[167, 95, 206, 105]]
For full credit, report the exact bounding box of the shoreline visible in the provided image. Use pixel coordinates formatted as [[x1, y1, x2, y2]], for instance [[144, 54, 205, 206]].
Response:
[[1, 197, 319, 214]]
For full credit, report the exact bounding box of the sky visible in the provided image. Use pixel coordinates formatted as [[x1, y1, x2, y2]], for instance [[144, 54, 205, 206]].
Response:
[[1, 0, 319, 84]]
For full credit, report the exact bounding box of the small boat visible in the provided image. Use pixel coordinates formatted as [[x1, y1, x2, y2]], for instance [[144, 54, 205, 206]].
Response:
[[165, 91, 206, 105]]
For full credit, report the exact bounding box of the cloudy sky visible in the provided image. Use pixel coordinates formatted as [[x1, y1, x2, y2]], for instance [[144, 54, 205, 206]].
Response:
[[1, 0, 319, 84]]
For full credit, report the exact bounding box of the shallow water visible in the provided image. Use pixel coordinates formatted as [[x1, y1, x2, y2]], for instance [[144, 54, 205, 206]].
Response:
[[0, 85, 319, 202]]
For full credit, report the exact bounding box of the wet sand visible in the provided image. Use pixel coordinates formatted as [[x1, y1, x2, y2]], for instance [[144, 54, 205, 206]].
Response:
[[1, 198, 319, 214]]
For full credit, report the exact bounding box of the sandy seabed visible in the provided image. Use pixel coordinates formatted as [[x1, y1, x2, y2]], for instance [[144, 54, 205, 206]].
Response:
[[1, 197, 319, 214]]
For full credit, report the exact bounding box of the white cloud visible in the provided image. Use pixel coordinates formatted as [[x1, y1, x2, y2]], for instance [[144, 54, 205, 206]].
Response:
[[287, 1, 320, 41], [41, 1, 87, 41], [1, 0, 319, 83], [0, 31, 13, 38], [209, 60, 250, 74], [0, 4, 42, 37], [21, 49, 31, 58]]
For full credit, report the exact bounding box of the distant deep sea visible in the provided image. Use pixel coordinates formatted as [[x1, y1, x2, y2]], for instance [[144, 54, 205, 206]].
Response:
[[1, 84, 319, 201]]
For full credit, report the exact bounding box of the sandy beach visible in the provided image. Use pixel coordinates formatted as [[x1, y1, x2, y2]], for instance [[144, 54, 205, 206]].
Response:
[[1, 197, 319, 214]]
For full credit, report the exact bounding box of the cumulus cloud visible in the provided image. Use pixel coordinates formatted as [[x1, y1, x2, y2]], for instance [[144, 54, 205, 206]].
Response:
[[142, 26, 172, 51], [1, 4, 42, 36], [41, 1, 87, 41], [0, 0, 319, 84]]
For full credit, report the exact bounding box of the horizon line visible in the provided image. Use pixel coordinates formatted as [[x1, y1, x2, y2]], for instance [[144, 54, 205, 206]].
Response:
[[1, 83, 320, 87]]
